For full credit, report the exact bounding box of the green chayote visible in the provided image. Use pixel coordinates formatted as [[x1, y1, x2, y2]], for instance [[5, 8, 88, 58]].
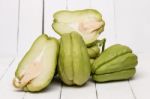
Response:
[[92, 44, 138, 82], [90, 59, 95, 65], [13, 34, 59, 92], [58, 32, 91, 85], [87, 45, 100, 58], [52, 9, 105, 46], [87, 38, 106, 59]]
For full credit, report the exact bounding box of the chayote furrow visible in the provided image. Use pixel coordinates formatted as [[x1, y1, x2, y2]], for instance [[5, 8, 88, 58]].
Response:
[[58, 32, 91, 86], [92, 44, 138, 82]]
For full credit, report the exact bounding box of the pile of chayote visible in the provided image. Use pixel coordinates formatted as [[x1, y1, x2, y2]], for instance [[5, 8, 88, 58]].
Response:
[[13, 9, 138, 92]]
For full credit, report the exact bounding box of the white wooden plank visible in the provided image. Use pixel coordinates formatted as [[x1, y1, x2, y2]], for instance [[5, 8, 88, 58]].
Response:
[[0, 58, 25, 99], [91, 0, 116, 47], [24, 78, 61, 99], [129, 54, 150, 99], [44, 0, 66, 38], [96, 81, 134, 99], [0, 56, 14, 80], [67, 0, 91, 10], [18, 0, 43, 58], [61, 80, 97, 99], [0, 0, 18, 56], [92, 1, 134, 99], [115, 0, 150, 54]]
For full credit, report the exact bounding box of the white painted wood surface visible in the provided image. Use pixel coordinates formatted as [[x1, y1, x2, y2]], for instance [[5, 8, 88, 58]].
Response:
[[115, 0, 150, 54], [0, 0, 19, 57], [0, 0, 150, 99], [96, 81, 134, 99], [0, 58, 25, 99], [18, 0, 43, 58], [67, 0, 91, 10], [129, 54, 150, 99], [61, 79, 97, 99], [0, 56, 14, 80]]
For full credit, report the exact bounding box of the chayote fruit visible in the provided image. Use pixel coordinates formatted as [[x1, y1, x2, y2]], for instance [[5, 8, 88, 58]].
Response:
[[87, 38, 106, 58], [87, 44, 100, 58], [52, 9, 105, 46], [92, 44, 138, 82], [90, 59, 95, 65], [13, 34, 59, 92], [58, 32, 91, 85]]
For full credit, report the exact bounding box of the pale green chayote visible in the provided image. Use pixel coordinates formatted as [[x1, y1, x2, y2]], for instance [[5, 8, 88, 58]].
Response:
[[87, 38, 106, 58], [13, 34, 59, 92], [92, 44, 138, 82], [58, 32, 91, 85]]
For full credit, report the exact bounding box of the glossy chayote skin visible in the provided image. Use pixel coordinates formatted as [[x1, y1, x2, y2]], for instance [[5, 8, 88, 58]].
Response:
[[58, 32, 91, 86], [92, 44, 138, 82]]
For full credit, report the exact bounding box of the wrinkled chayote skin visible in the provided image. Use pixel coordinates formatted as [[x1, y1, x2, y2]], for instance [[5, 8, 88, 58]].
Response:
[[58, 32, 91, 86], [92, 44, 138, 82]]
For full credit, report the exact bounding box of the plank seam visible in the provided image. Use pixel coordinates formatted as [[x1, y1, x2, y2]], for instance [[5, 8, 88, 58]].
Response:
[[42, 0, 45, 34], [113, 0, 118, 43], [66, 0, 68, 9], [59, 82, 63, 99], [0, 0, 20, 82], [89, 0, 92, 8], [22, 92, 27, 99], [17, 0, 21, 56], [0, 57, 15, 81], [128, 80, 137, 99], [95, 82, 98, 99]]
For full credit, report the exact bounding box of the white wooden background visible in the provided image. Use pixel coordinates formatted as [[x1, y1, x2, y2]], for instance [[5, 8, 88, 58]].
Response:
[[0, 0, 150, 99]]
